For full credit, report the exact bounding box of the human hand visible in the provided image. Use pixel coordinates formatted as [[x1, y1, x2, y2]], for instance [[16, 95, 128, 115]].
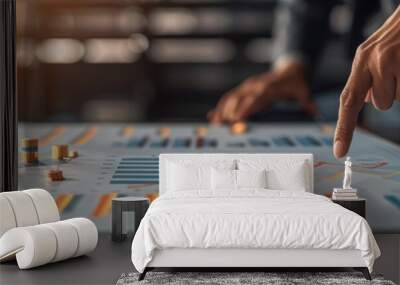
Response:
[[334, 7, 400, 158], [208, 60, 315, 124]]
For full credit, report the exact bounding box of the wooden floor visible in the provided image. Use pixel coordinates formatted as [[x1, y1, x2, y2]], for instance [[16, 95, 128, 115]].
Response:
[[0, 233, 133, 285], [1, 233, 398, 284]]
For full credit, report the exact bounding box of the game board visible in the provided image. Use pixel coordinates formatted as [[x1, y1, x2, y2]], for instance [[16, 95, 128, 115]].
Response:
[[18, 123, 400, 233]]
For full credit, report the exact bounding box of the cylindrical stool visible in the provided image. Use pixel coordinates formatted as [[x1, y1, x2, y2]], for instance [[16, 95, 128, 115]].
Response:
[[111, 197, 149, 242]]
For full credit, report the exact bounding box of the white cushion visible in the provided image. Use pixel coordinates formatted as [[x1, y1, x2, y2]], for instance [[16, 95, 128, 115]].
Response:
[[0, 196, 17, 237], [24, 189, 60, 224], [0, 226, 57, 269], [64, 218, 98, 257], [211, 169, 268, 192], [236, 169, 267, 189], [0, 189, 59, 234], [166, 160, 235, 192], [42, 221, 79, 262], [0, 218, 97, 269], [0, 189, 98, 269], [211, 168, 236, 191], [0, 192, 39, 227], [167, 162, 211, 191], [238, 159, 307, 191], [159, 154, 313, 194]]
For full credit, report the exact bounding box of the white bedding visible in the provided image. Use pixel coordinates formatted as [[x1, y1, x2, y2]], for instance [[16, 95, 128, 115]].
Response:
[[131, 190, 380, 273]]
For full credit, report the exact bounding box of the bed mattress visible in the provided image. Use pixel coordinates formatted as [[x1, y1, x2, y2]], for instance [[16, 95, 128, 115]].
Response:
[[131, 190, 380, 273]]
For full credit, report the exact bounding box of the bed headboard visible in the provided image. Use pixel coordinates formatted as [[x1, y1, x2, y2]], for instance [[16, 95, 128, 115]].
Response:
[[159, 153, 314, 195]]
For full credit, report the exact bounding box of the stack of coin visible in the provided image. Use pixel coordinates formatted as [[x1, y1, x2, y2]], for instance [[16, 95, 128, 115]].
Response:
[[68, 150, 79, 158], [52, 145, 69, 161], [22, 138, 39, 164], [48, 169, 64, 181]]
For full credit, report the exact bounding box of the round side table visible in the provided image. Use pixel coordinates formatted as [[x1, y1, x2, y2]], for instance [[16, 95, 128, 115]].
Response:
[[112, 197, 149, 242]]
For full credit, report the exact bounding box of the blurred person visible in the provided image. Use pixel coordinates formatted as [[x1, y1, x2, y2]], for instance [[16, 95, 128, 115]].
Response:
[[209, 0, 400, 158]]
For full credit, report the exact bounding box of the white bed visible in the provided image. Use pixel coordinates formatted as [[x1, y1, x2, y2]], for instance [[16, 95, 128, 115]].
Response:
[[131, 154, 380, 280]]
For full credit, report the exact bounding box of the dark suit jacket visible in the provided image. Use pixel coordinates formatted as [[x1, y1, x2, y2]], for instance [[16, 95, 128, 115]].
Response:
[[274, 0, 399, 72]]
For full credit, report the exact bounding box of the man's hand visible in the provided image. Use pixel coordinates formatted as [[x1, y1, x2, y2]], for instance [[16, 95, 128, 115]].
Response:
[[334, 7, 400, 158], [208, 60, 315, 124]]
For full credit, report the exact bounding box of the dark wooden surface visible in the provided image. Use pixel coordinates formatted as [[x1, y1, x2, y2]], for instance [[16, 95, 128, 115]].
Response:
[[332, 199, 366, 218], [0, 233, 133, 285], [1, 232, 397, 284]]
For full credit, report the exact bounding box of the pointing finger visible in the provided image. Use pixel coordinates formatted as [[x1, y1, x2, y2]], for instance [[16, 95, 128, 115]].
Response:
[[334, 50, 372, 158]]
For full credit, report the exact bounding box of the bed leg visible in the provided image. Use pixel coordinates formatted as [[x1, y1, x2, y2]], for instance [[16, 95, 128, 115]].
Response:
[[138, 268, 148, 281], [362, 268, 372, 281], [354, 267, 371, 280]]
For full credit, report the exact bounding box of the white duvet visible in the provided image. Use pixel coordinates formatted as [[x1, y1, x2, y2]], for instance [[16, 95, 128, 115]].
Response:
[[131, 190, 380, 273]]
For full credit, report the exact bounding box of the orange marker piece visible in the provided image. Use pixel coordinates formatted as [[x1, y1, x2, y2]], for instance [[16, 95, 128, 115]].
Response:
[[92, 193, 118, 218], [121, 126, 135, 139], [40, 126, 66, 146], [72, 126, 98, 145], [145, 193, 159, 203], [230, 121, 248, 135], [320, 124, 335, 135], [55, 193, 74, 213], [195, 126, 208, 137], [159, 127, 171, 138]]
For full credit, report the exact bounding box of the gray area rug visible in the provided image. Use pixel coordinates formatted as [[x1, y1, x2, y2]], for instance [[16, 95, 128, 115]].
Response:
[[117, 272, 396, 285]]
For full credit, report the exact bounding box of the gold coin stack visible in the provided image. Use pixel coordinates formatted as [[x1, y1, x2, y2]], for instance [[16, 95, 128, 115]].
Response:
[[22, 138, 39, 164], [68, 150, 79, 158], [48, 169, 64, 181], [52, 145, 69, 161]]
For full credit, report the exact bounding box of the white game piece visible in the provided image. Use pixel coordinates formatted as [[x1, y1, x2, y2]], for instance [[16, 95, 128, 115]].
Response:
[[343, 156, 352, 190]]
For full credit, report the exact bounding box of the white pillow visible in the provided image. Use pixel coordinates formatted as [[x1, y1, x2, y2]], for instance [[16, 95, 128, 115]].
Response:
[[236, 169, 267, 189], [166, 159, 235, 192], [211, 169, 268, 192], [238, 159, 307, 191], [211, 168, 236, 191], [167, 162, 211, 191]]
